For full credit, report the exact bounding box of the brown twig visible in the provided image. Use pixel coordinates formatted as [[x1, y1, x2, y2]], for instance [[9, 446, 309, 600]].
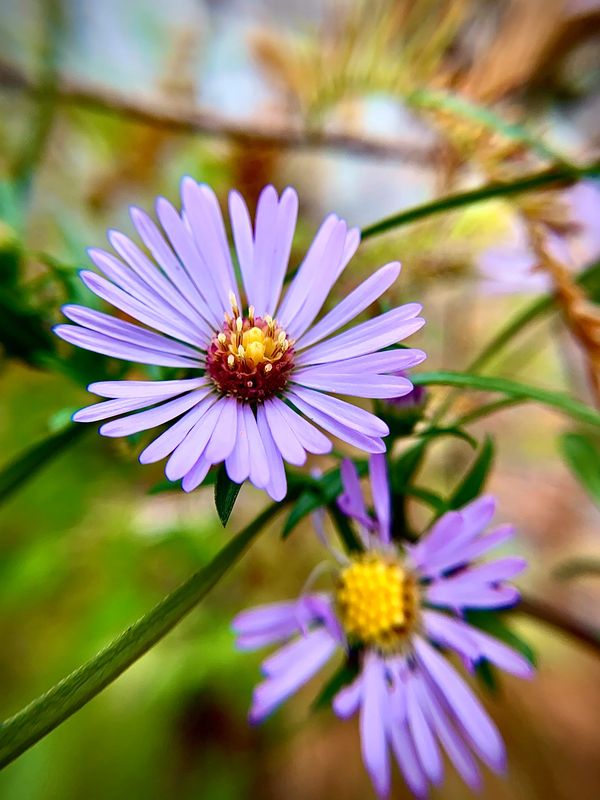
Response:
[[519, 594, 600, 655], [0, 59, 439, 165]]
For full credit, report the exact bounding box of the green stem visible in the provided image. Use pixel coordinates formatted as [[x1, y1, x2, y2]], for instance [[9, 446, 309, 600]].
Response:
[[361, 162, 599, 240], [454, 397, 526, 427], [0, 501, 282, 769], [412, 371, 600, 428]]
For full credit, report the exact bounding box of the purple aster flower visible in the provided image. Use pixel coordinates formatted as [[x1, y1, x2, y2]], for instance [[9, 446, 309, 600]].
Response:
[[232, 455, 533, 797], [54, 182, 426, 500], [478, 180, 600, 294]]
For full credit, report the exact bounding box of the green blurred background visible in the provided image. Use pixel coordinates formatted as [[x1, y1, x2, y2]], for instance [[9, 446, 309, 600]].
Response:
[[1, 1, 600, 798]]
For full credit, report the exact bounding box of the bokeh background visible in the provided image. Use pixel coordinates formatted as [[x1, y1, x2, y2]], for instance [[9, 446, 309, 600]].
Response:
[[1, 1, 599, 798]]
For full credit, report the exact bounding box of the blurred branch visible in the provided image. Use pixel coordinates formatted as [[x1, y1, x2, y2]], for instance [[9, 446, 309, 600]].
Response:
[[0, 59, 438, 165], [0, 499, 288, 769], [519, 595, 600, 655]]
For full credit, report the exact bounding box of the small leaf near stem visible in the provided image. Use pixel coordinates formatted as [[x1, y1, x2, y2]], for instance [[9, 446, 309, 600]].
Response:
[[214, 464, 242, 526]]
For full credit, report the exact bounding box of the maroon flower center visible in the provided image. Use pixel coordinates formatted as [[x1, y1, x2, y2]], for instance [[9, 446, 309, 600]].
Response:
[[206, 305, 295, 403]]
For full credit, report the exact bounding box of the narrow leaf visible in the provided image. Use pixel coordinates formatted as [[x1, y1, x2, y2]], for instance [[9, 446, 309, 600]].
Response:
[[412, 371, 600, 428], [448, 436, 495, 509], [214, 465, 242, 527], [560, 432, 600, 506], [0, 424, 87, 505], [0, 502, 283, 769]]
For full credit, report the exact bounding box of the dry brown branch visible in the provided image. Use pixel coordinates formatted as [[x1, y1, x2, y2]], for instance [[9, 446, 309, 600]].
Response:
[[0, 59, 439, 166]]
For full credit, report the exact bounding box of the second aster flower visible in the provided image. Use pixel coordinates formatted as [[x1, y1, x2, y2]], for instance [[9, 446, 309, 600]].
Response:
[[54, 182, 425, 500], [233, 456, 533, 797]]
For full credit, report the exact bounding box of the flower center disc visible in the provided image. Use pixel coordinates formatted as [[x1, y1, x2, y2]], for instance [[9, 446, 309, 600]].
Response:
[[206, 300, 294, 403], [336, 554, 419, 652]]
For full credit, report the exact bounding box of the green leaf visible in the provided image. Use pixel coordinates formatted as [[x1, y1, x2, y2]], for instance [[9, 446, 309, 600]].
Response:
[[448, 436, 495, 510], [0, 284, 55, 366], [465, 609, 537, 667], [361, 162, 599, 240], [412, 371, 600, 428], [0, 501, 284, 769], [0, 424, 88, 505], [282, 490, 321, 537], [214, 465, 242, 527], [560, 432, 600, 506]]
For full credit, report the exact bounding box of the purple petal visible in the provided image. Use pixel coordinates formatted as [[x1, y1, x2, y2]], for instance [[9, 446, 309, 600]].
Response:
[[263, 399, 307, 466], [79, 270, 209, 348], [414, 636, 506, 772], [426, 580, 520, 610], [271, 400, 332, 455], [287, 386, 388, 437], [291, 371, 414, 399], [54, 324, 202, 370], [415, 673, 482, 791], [156, 197, 224, 324], [360, 652, 391, 798], [388, 717, 430, 799], [439, 616, 534, 678], [61, 304, 204, 362], [296, 305, 424, 367], [88, 378, 207, 399], [181, 178, 239, 310], [165, 399, 225, 480], [73, 395, 173, 423], [286, 390, 386, 453], [181, 453, 212, 492], [225, 404, 251, 483], [228, 190, 255, 304], [233, 601, 305, 636], [250, 185, 279, 313], [99, 388, 211, 438], [339, 459, 372, 530], [296, 262, 401, 350], [293, 349, 426, 376], [243, 405, 271, 490], [266, 187, 298, 315], [130, 205, 216, 328], [139, 395, 218, 464], [262, 626, 334, 677], [277, 213, 340, 328], [333, 675, 363, 719], [203, 397, 239, 462], [249, 629, 337, 722], [369, 454, 391, 544], [286, 219, 348, 340], [256, 406, 287, 501], [405, 673, 444, 785], [422, 610, 481, 661], [108, 229, 206, 334]]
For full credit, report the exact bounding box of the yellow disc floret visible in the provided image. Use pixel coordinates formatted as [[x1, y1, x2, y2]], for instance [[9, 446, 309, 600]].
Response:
[[336, 554, 419, 652]]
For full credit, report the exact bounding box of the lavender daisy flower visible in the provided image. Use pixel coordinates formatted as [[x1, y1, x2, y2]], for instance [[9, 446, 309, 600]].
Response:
[[54, 182, 426, 500], [478, 180, 600, 294], [233, 456, 533, 797]]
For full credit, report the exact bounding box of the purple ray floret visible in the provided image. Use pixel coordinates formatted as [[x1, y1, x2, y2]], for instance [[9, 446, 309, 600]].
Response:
[[54, 181, 426, 499]]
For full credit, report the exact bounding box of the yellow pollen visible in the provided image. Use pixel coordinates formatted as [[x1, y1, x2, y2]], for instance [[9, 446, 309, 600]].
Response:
[[217, 333, 227, 346], [336, 555, 419, 652], [246, 340, 266, 365], [227, 354, 235, 368], [264, 363, 273, 373]]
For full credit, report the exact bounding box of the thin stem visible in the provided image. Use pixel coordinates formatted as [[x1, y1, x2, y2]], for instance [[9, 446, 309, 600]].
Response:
[[0, 501, 283, 769], [519, 595, 600, 655], [454, 397, 526, 427], [361, 163, 599, 240]]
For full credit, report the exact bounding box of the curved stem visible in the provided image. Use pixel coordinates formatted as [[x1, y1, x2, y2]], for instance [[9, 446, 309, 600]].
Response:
[[519, 595, 600, 655], [0, 501, 283, 770], [361, 162, 599, 240]]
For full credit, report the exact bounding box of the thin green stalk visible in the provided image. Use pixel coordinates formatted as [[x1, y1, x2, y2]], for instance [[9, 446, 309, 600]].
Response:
[[454, 397, 526, 427], [412, 371, 600, 428], [0, 501, 283, 769], [361, 162, 599, 240]]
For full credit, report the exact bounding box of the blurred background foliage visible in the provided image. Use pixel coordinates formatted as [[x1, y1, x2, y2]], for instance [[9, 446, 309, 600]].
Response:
[[0, 0, 599, 798]]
